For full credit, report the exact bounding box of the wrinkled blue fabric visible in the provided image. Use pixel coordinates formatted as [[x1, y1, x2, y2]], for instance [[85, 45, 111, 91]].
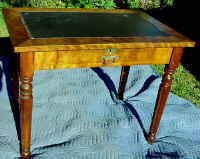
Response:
[[0, 56, 200, 159]]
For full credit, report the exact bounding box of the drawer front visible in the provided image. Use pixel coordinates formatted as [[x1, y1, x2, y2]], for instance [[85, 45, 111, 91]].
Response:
[[34, 48, 173, 70]]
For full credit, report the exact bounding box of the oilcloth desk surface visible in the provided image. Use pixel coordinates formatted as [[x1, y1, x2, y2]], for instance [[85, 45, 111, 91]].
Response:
[[0, 56, 200, 159]]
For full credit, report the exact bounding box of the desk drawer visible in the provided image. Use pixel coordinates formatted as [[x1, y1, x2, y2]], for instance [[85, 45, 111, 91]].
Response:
[[34, 48, 173, 70]]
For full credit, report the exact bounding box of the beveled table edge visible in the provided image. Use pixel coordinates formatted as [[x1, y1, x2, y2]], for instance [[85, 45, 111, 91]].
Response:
[[3, 8, 195, 53]]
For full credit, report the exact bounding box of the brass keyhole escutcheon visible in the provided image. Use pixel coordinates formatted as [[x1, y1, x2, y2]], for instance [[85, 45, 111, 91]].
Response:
[[102, 48, 118, 64], [105, 48, 117, 54]]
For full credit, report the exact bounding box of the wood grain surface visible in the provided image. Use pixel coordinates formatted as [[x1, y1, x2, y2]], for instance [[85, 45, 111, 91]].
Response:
[[3, 8, 195, 53], [2, 8, 196, 158], [33, 48, 173, 70]]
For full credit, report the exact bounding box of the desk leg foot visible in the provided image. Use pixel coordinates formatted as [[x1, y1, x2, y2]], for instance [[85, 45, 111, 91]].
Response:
[[148, 48, 184, 144], [118, 66, 130, 100], [147, 132, 155, 144], [21, 150, 31, 159], [20, 53, 34, 158]]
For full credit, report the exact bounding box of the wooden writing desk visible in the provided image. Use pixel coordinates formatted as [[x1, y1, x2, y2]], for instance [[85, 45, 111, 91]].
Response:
[[3, 8, 195, 158]]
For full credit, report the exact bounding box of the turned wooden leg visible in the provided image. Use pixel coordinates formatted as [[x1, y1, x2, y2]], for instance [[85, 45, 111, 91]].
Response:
[[19, 53, 34, 158], [147, 48, 184, 144], [118, 66, 130, 100]]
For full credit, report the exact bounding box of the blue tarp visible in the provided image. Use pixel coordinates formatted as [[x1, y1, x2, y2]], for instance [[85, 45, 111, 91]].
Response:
[[0, 56, 199, 159]]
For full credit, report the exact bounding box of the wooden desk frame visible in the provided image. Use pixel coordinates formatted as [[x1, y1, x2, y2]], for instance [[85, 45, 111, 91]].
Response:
[[3, 8, 195, 158]]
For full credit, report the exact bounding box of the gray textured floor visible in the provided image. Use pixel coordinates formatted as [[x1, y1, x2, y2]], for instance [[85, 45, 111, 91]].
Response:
[[0, 57, 199, 159]]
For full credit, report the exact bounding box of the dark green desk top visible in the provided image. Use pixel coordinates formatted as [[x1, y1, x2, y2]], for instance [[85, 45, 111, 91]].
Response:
[[20, 11, 169, 39]]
